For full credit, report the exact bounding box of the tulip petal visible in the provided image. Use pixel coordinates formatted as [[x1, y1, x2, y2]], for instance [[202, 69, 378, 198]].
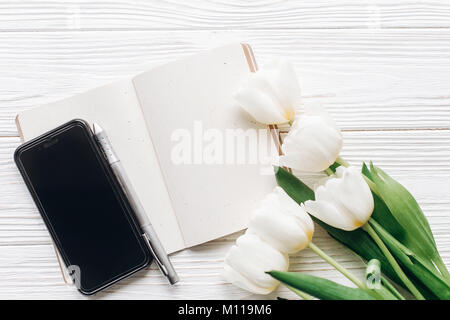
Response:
[[276, 186, 315, 238], [233, 58, 300, 124], [264, 59, 301, 117], [304, 166, 375, 231], [248, 209, 311, 254], [248, 187, 314, 253], [223, 265, 273, 295], [318, 167, 373, 228], [225, 234, 288, 293], [332, 167, 374, 226], [281, 116, 342, 172], [223, 187, 314, 294], [304, 199, 357, 231], [234, 86, 287, 124]]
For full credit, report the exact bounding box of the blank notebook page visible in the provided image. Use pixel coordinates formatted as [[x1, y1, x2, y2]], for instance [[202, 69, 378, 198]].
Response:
[[132, 43, 276, 248]]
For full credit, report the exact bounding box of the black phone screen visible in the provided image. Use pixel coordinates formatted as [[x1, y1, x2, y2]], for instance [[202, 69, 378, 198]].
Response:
[[15, 120, 149, 294]]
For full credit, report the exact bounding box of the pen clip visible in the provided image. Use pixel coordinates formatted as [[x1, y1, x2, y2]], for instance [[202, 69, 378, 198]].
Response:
[[142, 233, 169, 276]]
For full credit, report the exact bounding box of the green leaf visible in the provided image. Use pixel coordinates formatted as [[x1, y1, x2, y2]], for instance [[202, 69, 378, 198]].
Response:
[[368, 163, 447, 276], [362, 163, 372, 180], [362, 164, 409, 244], [363, 163, 433, 268], [363, 163, 448, 297], [370, 219, 450, 300], [275, 165, 438, 299], [317, 219, 438, 299], [371, 192, 408, 241], [275, 166, 399, 282], [274, 166, 315, 202], [268, 271, 376, 300]]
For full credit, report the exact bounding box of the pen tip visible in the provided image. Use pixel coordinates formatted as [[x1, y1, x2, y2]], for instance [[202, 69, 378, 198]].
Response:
[[92, 122, 103, 134]]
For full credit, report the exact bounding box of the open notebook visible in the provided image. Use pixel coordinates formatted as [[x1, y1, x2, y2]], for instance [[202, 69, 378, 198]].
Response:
[[16, 43, 277, 282]]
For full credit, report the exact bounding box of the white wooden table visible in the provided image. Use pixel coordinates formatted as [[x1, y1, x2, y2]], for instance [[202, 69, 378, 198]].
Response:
[[0, 0, 449, 299]]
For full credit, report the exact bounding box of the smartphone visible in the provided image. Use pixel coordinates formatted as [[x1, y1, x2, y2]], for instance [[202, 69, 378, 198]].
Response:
[[14, 119, 151, 295]]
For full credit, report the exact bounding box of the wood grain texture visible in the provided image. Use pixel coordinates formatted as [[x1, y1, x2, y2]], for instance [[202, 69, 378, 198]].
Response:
[[2, 0, 450, 31], [0, 131, 448, 299], [1, 29, 450, 135], [0, 0, 449, 299]]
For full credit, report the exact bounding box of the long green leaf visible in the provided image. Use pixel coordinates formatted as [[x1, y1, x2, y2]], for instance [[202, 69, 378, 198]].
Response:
[[363, 163, 448, 296], [275, 166, 438, 299], [362, 163, 410, 242], [368, 164, 440, 268], [275, 166, 399, 283], [274, 166, 315, 202], [269, 271, 375, 300], [370, 219, 450, 300], [316, 219, 438, 300]]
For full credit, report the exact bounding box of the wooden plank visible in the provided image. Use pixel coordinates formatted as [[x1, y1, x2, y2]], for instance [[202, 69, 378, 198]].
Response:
[[1, 29, 450, 136], [1, 2, 450, 298], [0, 129, 448, 299], [0, 232, 368, 299], [2, 1, 450, 31]]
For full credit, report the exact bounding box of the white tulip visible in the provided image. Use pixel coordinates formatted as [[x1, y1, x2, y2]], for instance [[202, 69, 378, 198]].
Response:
[[223, 233, 289, 294], [247, 187, 314, 254], [223, 187, 313, 294], [280, 105, 343, 172], [304, 166, 374, 231], [234, 59, 301, 124]]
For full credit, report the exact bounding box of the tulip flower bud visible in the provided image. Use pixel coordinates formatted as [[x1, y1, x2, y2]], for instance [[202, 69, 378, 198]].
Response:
[[280, 110, 343, 173], [223, 187, 314, 294], [247, 187, 314, 254], [304, 166, 374, 231], [223, 233, 289, 294], [234, 59, 301, 124]]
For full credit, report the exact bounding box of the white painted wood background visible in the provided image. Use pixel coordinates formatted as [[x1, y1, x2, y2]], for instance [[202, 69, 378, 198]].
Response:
[[0, 0, 449, 299]]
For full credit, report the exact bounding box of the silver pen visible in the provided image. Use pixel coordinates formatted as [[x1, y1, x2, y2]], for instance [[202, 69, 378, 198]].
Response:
[[93, 123, 179, 284]]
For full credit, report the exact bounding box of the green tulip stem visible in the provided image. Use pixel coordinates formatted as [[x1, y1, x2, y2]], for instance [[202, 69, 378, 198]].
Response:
[[285, 284, 314, 300], [336, 156, 350, 167], [324, 168, 334, 176], [380, 277, 406, 300], [362, 222, 425, 300], [308, 242, 366, 290]]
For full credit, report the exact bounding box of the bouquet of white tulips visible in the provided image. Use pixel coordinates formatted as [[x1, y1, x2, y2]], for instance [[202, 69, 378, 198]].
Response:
[[224, 59, 450, 300]]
